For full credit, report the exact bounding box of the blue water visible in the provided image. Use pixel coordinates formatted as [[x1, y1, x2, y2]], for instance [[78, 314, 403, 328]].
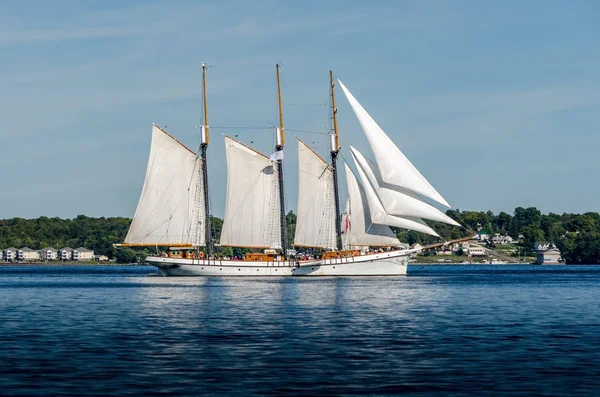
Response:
[[0, 265, 599, 396]]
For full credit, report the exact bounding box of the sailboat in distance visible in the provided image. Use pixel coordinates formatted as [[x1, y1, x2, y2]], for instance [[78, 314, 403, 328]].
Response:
[[117, 67, 466, 276]]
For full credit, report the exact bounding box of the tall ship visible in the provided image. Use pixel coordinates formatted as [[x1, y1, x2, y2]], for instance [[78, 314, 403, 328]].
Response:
[[116, 65, 463, 276]]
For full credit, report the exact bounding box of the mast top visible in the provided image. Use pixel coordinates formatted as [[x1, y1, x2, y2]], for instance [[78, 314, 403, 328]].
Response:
[[329, 70, 340, 153], [201, 62, 209, 145], [275, 63, 285, 150]]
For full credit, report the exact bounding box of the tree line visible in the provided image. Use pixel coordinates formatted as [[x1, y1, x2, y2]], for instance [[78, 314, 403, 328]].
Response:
[[0, 208, 598, 264]]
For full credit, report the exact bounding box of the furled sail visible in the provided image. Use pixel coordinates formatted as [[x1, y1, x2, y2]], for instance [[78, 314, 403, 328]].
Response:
[[350, 147, 459, 227], [351, 157, 440, 237], [125, 124, 204, 245], [338, 80, 451, 208], [294, 139, 337, 249], [344, 163, 401, 246], [220, 136, 282, 248]]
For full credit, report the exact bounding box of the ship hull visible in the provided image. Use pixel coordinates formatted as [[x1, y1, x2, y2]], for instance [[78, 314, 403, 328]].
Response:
[[147, 250, 410, 276]]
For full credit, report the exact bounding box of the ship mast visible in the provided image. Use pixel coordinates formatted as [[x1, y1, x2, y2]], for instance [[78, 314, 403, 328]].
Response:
[[275, 63, 288, 259], [329, 70, 343, 251], [201, 63, 212, 257]]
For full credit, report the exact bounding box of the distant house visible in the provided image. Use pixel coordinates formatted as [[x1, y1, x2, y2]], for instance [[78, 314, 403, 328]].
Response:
[[536, 247, 562, 265], [17, 247, 40, 262], [477, 232, 490, 241], [94, 255, 109, 262], [410, 243, 423, 251], [58, 247, 73, 261], [2, 247, 17, 262], [39, 248, 58, 261], [491, 234, 513, 245], [534, 242, 553, 252], [535, 242, 562, 264], [467, 246, 488, 258], [73, 247, 94, 261]]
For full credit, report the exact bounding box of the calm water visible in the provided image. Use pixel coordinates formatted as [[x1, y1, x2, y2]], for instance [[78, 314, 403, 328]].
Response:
[[0, 265, 599, 396]]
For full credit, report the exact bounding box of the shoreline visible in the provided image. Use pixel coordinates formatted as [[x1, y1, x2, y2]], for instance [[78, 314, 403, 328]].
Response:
[[0, 262, 581, 267], [0, 262, 139, 266]]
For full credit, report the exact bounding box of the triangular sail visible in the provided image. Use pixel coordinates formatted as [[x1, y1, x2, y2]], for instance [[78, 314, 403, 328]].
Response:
[[350, 147, 459, 227], [351, 157, 440, 237], [220, 136, 282, 248], [344, 163, 401, 246], [294, 139, 337, 249], [338, 80, 451, 208], [125, 124, 205, 245]]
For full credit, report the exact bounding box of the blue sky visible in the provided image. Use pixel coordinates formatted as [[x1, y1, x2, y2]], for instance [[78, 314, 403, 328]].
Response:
[[1, 0, 599, 219]]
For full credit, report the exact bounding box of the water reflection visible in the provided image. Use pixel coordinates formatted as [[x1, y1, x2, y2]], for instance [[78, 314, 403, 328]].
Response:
[[1, 265, 599, 395]]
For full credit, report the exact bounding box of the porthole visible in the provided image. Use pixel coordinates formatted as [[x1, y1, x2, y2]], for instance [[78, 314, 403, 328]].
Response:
[[238, 269, 240, 271], [220, 268, 222, 270], [311, 267, 314, 270]]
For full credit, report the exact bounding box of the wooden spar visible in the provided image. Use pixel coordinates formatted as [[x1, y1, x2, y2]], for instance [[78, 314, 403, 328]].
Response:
[[330, 70, 340, 152], [330, 70, 343, 251], [420, 236, 476, 251], [276, 63, 285, 148], [201, 63, 212, 257], [275, 63, 288, 258], [202, 63, 210, 144]]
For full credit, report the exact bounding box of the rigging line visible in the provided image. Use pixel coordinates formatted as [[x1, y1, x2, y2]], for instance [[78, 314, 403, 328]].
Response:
[[288, 128, 328, 136], [285, 103, 328, 107], [205, 63, 275, 68], [447, 209, 477, 236], [210, 126, 272, 130]]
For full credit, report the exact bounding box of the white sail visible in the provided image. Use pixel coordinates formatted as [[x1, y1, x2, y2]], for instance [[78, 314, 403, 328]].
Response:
[[125, 124, 204, 245], [345, 163, 401, 246], [338, 80, 451, 208], [351, 156, 440, 237], [220, 136, 281, 248], [294, 139, 337, 249], [350, 147, 459, 227]]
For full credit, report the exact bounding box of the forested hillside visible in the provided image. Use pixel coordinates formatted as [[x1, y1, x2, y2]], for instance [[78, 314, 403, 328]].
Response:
[[0, 208, 598, 264]]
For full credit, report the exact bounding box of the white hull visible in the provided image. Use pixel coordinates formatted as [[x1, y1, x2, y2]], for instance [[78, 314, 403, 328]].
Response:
[[147, 250, 410, 276]]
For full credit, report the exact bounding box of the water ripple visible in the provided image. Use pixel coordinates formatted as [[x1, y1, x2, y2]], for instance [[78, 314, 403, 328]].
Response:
[[0, 265, 599, 396]]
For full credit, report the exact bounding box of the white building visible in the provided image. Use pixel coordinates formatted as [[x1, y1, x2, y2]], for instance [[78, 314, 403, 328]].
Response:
[[73, 247, 94, 261], [467, 246, 488, 258], [58, 247, 73, 261], [2, 247, 17, 262], [535, 242, 562, 265], [535, 242, 553, 252], [536, 248, 562, 265], [491, 234, 513, 245], [39, 248, 58, 261], [17, 247, 40, 262]]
